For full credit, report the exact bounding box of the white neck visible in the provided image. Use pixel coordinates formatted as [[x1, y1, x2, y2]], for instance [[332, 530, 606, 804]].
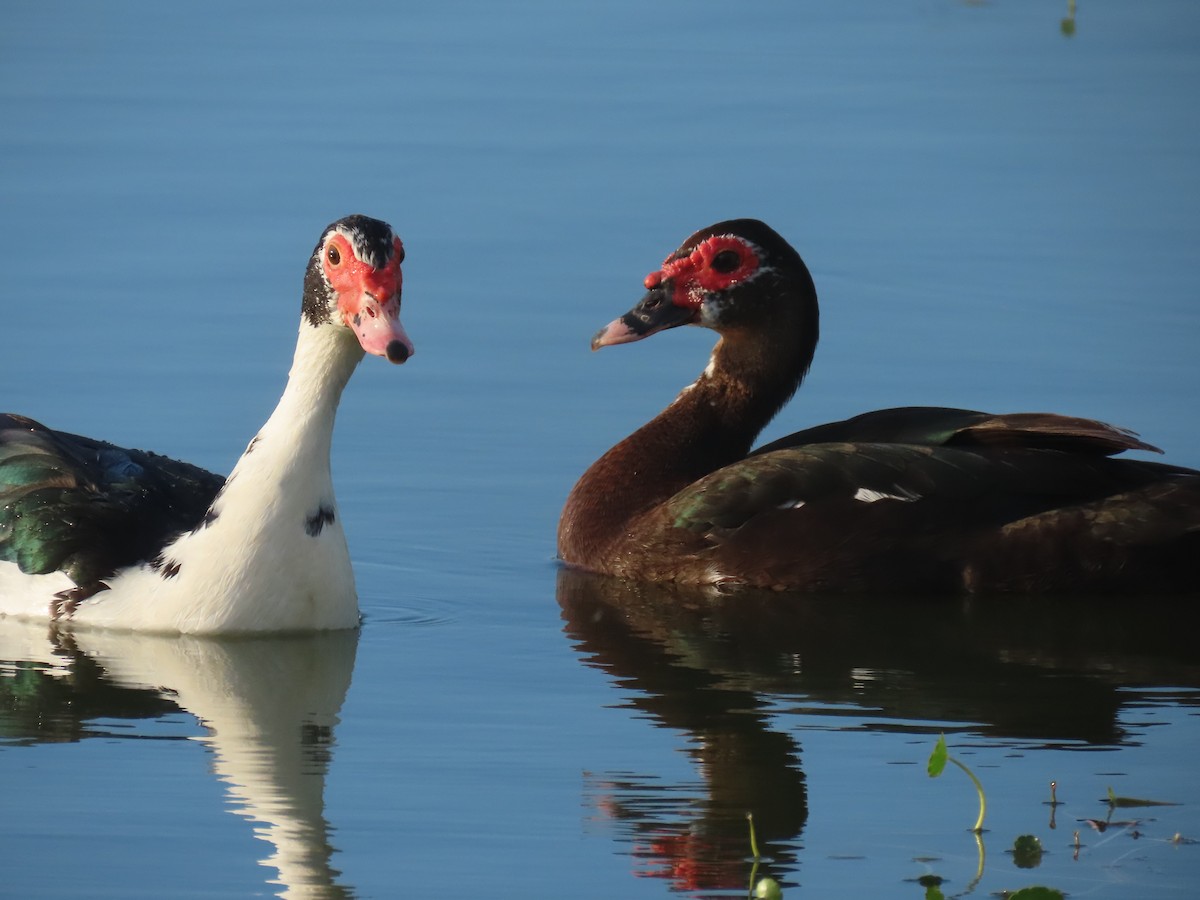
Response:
[[239, 319, 364, 489], [78, 320, 367, 633]]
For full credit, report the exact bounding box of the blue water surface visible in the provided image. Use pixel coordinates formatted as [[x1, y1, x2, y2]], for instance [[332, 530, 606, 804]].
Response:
[[2, 1, 1199, 897]]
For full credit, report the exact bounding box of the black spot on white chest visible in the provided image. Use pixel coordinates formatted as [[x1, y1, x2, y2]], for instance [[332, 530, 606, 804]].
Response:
[[305, 505, 336, 537], [151, 553, 182, 579]]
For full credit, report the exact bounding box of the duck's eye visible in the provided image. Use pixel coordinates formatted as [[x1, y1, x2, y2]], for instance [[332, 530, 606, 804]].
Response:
[[711, 250, 740, 273], [327, 245, 342, 266]]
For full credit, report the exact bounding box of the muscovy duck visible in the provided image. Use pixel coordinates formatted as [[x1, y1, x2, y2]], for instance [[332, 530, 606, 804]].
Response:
[[558, 218, 1200, 593], [0, 214, 412, 632]]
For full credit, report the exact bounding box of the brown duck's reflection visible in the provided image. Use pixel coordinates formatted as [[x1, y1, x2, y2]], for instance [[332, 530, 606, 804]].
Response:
[[0, 619, 358, 899], [557, 568, 1200, 894]]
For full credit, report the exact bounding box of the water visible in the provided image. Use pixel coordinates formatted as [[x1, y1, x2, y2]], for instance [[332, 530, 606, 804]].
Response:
[[2, 1, 1199, 897]]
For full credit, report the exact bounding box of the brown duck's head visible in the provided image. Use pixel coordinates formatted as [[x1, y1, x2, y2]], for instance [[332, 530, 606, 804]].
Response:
[[591, 218, 818, 350]]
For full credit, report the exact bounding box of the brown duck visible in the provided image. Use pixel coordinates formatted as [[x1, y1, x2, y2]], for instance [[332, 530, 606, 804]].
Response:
[[558, 219, 1200, 593]]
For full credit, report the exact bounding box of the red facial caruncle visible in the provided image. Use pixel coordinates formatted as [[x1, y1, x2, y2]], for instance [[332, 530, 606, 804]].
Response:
[[322, 233, 404, 301], [323, 231, 413, 363], [642, 235, 760, 309]]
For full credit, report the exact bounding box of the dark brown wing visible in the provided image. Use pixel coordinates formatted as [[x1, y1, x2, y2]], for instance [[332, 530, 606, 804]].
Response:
[[752, 407, 1161, 457]]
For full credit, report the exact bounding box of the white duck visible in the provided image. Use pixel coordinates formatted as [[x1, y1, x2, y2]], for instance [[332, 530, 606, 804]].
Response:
[[0, 214, 412, 633]]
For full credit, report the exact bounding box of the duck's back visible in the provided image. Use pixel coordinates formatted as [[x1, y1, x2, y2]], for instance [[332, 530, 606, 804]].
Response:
[[633, 427, 1200, 593], [0, 413, 224, 604]]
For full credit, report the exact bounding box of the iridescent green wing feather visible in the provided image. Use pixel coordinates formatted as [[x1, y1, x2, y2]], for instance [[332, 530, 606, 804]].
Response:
[[0, 414, 224, 593]]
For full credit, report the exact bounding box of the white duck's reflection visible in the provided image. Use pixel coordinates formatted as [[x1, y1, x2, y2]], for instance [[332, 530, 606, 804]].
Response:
[[0, 619, 358, 898]]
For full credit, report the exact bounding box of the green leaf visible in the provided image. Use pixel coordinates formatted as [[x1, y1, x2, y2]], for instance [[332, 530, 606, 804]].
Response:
[[1012, 834, 1044, 869], [927, 734, 948, 778], [917, 875, 946, 900]]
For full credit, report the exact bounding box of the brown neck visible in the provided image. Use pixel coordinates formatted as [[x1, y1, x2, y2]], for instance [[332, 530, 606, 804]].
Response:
[[558, 323, 813, 569]]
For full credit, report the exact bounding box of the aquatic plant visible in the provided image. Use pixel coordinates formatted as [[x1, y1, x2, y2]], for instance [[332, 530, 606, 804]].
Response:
[[927, 734, 987, 833], [745, 813, 782, 899], [1011, 834, 1044, 869]]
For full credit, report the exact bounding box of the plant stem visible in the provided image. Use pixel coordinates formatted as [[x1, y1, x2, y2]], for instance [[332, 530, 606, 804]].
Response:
[[948, 756, 987, 832], [747, 812, 762, 860]]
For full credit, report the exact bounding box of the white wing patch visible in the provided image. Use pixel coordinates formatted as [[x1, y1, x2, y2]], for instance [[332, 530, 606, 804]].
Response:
[[776, 499, 807, 510], [703, 563, 735, 585], [853, 485, 922, 503]]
